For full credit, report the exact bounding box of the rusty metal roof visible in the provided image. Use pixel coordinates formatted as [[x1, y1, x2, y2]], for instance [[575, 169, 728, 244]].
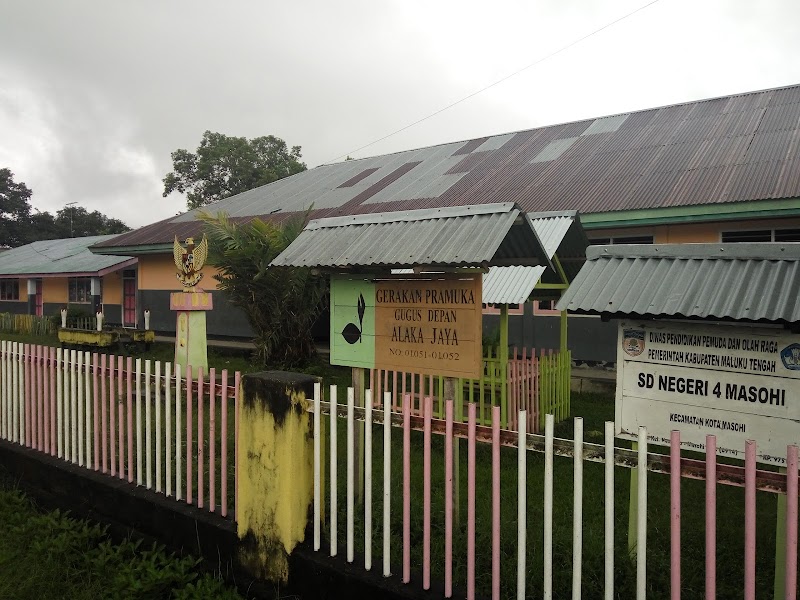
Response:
[[556, 243, 800, 324], [270, 203, 552, 270], [94, 82, 800, 252]]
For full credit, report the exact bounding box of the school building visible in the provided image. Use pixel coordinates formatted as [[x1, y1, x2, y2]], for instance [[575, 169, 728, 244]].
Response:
[[0, 235, 137, 326], [91, 82, 800, 362]]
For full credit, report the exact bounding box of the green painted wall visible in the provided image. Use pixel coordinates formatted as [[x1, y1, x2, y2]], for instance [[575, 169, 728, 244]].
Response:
[[330, 277, 375, 369]]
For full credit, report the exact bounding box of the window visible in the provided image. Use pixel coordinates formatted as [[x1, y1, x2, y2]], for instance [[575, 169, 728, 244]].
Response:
[[722, 229, 800, 243], [588, 235, 654, 245], [481, 303, 524, 315], [68, 278, 93, 303], [533, 299, 561, 316], [0, 280, 19, 301]]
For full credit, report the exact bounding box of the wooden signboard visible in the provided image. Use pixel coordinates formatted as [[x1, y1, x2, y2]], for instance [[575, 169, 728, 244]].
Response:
[[331, 274, 482, 379]]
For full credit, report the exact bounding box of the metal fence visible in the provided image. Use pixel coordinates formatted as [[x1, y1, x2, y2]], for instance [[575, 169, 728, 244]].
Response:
[[311, 385, 799, 600], [367, 347, 570, 433], [0, 341, 240, 519]]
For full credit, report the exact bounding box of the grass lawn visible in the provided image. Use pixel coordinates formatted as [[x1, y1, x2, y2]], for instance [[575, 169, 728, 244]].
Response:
[[324, 391, 784, 600], [0, 477, 241, 599]]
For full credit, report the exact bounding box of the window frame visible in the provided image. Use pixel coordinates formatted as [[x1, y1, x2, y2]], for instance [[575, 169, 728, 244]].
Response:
[[533, 299, 562, 316], [68, 277, 94, 303], [721, 228, 800, 243], [588, 235, 654, 245], [0, 279, 19, 301], [481, 302, 525, 316]]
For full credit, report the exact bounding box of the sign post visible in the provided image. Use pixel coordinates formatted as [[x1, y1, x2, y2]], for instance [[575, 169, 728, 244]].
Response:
[[331, 273, 483, 523], [615, 319, 800, 462], [171, 235, 211, 377], [616, 319, 800, 574], [330, 274, 483, 380]]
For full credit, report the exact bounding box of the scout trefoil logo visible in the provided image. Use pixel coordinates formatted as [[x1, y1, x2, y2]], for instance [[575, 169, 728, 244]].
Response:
[[623, 329, 645, 356], [342, 293, 366, 344]]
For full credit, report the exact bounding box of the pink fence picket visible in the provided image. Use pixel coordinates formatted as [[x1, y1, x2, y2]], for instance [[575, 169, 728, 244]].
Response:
[[0, 345, 240, 521]]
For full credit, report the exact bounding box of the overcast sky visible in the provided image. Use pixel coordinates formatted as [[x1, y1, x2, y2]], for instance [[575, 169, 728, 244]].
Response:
[[1, 0, 798, 228]]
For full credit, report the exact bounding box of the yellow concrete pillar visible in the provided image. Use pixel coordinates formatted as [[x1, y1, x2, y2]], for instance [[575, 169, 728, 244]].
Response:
[[237, 371, 319, 583]]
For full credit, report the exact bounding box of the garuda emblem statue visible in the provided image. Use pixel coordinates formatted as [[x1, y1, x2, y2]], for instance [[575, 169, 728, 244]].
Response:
[[173, 235, 209, 290]]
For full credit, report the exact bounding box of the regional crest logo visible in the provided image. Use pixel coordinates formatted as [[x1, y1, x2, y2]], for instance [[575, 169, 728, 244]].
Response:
[[622, 329, 645, 356], [780, 343, 800, 371]]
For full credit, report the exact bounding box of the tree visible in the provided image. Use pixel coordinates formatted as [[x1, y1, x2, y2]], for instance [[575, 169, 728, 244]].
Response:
[[0, 168, 34, 247], [163, 131, 307, 210], [199, 210, 326, 367], [0, 167, 131, 247], [54, 206, 129, 238]]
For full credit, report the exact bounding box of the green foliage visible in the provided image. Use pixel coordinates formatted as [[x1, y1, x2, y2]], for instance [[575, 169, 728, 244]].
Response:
[[163, 131, 307, 210], [0, 167, 130, 248], [0, 313, 54, 336], [53, 205, 129, 238], [200, 211, 327, 368], [0, 168, 34, 247], [482, 325, 501, 352], [0, 488, 241, 599]]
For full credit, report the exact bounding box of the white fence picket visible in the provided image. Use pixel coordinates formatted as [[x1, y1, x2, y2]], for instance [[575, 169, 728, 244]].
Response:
[[364, 389, 373, 571], [383, 390, 391, 578], [155, 360, 161, 493], [165, 362, 172, 497], [637, 426, 648, 600], [145, 359, 152, 490], [544, 413, 554, 600], [135, 358, 142, 486], [573, 417, 583, 600]]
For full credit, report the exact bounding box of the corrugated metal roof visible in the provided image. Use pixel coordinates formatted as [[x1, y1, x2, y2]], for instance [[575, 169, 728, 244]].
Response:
[[482, 266, 546, 304], [0, 235, 134, 277], [478, 211, 588, 302], [330, 209, 586, 304], [93, 82, 800, 251], [556, 243, 800, 323], [271, 203, 552, 270]]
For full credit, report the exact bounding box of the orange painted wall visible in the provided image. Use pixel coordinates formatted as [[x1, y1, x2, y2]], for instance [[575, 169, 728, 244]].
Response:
[[102, 273, 124, 304], [37, 276, 126, 306], [590, 217, 800, 244], [138, 254, 221, 291], [43, 278, 68, 304]]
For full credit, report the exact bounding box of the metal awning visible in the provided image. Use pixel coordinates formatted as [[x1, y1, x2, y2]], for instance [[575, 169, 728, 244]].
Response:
[[270, 203, 553, 270], [387, 211, 588, 304], [556, 243, 800, 324]]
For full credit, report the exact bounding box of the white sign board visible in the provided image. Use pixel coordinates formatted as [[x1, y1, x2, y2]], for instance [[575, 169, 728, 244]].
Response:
[[615, 320, 800, 465]]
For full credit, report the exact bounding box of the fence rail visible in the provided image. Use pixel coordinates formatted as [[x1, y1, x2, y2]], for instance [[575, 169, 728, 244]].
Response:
[[368, 347, 570, 433], [312, 386, 799, 600], [0, 313, 54, 336], [0, 341, 240, 519]]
